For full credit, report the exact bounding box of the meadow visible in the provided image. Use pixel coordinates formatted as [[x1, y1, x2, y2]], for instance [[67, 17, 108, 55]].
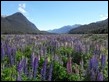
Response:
[[1, 34, 108, 81]]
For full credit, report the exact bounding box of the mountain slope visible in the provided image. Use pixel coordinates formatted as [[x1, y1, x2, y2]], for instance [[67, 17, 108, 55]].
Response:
[[1, 12, 40, 34], [47, 24, 81, 34], [69, 18, 108, 34]]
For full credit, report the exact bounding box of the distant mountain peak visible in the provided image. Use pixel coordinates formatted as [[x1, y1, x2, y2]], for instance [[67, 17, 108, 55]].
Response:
[[7, 12, 27, 19], [47, 24, 81, 34], [12, 12, 24, 16], [1, 12, 40, 34], [69, 18, 108, 34]]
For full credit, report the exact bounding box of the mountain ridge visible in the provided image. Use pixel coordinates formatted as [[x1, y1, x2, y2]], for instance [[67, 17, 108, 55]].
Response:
[[1, 12, 40, 34], [47, 24, 81, 34], [69, 18, 108, 34]]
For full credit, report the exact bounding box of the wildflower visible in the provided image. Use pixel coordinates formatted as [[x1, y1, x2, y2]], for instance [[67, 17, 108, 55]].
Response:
[[17, 58, 25, 81], [41, 58, 48, 80], [23, 58, 28, 75], [33, 57, 39, 79], [48, 63, 53, 81], [1, 46, 5, 60], [18, 59, 23, 72], [101, 55, 106, 69], [11, 47, 16, 65], [89, 55, 98, 72], [31, 52, 35, 70], [97, 72, 103, 81], [7, 46, 14, 66]]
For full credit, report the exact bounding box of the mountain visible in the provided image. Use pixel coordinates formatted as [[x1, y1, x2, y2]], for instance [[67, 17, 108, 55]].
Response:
[[1, 12, 40, 34], [69, 18, 108, 34], [47, 24, 81, 34]]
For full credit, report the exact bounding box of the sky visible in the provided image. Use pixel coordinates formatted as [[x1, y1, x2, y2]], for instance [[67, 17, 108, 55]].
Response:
[[1, 1, 108, 31]]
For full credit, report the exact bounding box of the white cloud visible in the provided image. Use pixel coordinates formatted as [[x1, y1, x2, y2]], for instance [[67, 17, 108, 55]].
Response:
[[18, 3, 26, 13], [100, 14, 108, 20]]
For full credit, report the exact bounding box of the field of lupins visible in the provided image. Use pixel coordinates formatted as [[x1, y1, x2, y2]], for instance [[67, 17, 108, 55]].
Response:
[[1, 34, 108, 81]]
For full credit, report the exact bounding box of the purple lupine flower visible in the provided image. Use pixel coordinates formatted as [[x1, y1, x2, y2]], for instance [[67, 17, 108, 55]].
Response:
[[7, 45, 11, 56], [10, 54, 14, 66], [18, 58, 25, 73], [33, 57, 39, 79], [8, 47, 16, 66], [23, 58, 28, 75], [11, 47, 16, 65], [41, 58, 48, 81], [48, 63, 53, 81], [5, 43, 9, 55], [75, 44, 82, 53], [97, 72, 103, 81], [67, 57, 72, 74], [101, 55, 106, 69], [7, 46, 14, 66], [1, 46, 5, 60], [89, 55, 98, 72], [17, 58, 24, 81]]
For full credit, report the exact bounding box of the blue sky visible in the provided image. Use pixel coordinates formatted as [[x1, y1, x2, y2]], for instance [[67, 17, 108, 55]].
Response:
[[1, 1, 108, 31]]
